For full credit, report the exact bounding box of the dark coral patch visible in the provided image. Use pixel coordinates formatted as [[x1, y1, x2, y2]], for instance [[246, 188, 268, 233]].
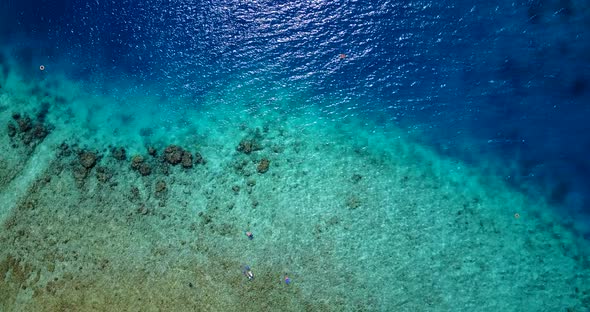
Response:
[[237, 139, 262, 154], [79, 151, 98, 169], [257, 158, 270, 173], [164, 145, 183, 165], [111, 147, 127, 161], [181, 151, 193, 168]]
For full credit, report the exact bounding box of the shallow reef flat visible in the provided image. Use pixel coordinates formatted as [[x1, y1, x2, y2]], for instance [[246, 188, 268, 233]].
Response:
[[0, 67, 589, 311]]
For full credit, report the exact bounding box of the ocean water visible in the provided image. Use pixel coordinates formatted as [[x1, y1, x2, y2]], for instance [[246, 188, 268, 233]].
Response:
[[0, 0, 589, 311]]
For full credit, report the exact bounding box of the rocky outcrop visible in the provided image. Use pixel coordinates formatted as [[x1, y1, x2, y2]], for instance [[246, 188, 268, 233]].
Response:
[[257, 158, 270, 173], [237, 139, 262, 154], [7, 123, 16, 137], [64, 149, 101, 187], [111, 147, 126, 161], [155, 180, 167, 198], [16, 116, 32, 132], [31, 124, 48, 140], [181, 151, 193, 168], [79, 151, 98, 169], [163, 145, 203, 169], [130, 155, 151, 176], [96, 166, 113, 183], [164, 145, 183, 165], [7, 113, 52, 149], [138, 163, 152, 176]]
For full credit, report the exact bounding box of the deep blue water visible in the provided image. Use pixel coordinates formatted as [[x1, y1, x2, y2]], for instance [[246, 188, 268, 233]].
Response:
[[2, 0, 590, 234]]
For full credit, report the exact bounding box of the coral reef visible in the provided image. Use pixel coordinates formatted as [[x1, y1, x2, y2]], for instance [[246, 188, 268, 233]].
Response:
[[164, 145, 183, 165], [257, 158, 270, 173], [130, 155, 144, 171], [147, 146, 157, 157], [237, 139, 262, 154], [162, 145, 201, 169], [181, 151, 193, 168], [79, 151, 98, 169], [130, 155, 152, 176], [154, 180, 167, 198], [111, 147, 126, 161], [95, 166, 113, 183], [7, 113, 52, 151]]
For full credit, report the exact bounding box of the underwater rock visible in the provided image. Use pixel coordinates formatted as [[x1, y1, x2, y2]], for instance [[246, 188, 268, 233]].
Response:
[[57, 142, 71, 157], [73, 165, 89, 182], [232, 185, 240, 194], [22, 132, 33, 145], [164, 145, 183, 165], [237, 139, 262, 154], [257, 158, 270, 173], [9, 113, 52, 148], [31, 124, 48, 140], [147, 146, 157, 157], [138, 163, 152, 176], [155, 180, 166, 193], [111, 147, 126, 161], [131, 155, 144, 170], [96, 166, 113, 183], [130, 155, 151, 176], [155, 180, 167, 198], [181, 151, 193, 168], [17, 116, 32, 132], [237, 140, 253, 154], [79, 151, 98, 169], [7, 123, 16, 137]]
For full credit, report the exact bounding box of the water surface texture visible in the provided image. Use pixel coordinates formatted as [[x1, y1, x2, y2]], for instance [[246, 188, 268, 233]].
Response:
[[1, 0, 589, 311]]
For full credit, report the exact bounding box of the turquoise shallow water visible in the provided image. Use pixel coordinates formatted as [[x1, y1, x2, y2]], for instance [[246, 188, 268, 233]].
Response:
[[0, 50, 589, 311], [1, 0, 590, 310]]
